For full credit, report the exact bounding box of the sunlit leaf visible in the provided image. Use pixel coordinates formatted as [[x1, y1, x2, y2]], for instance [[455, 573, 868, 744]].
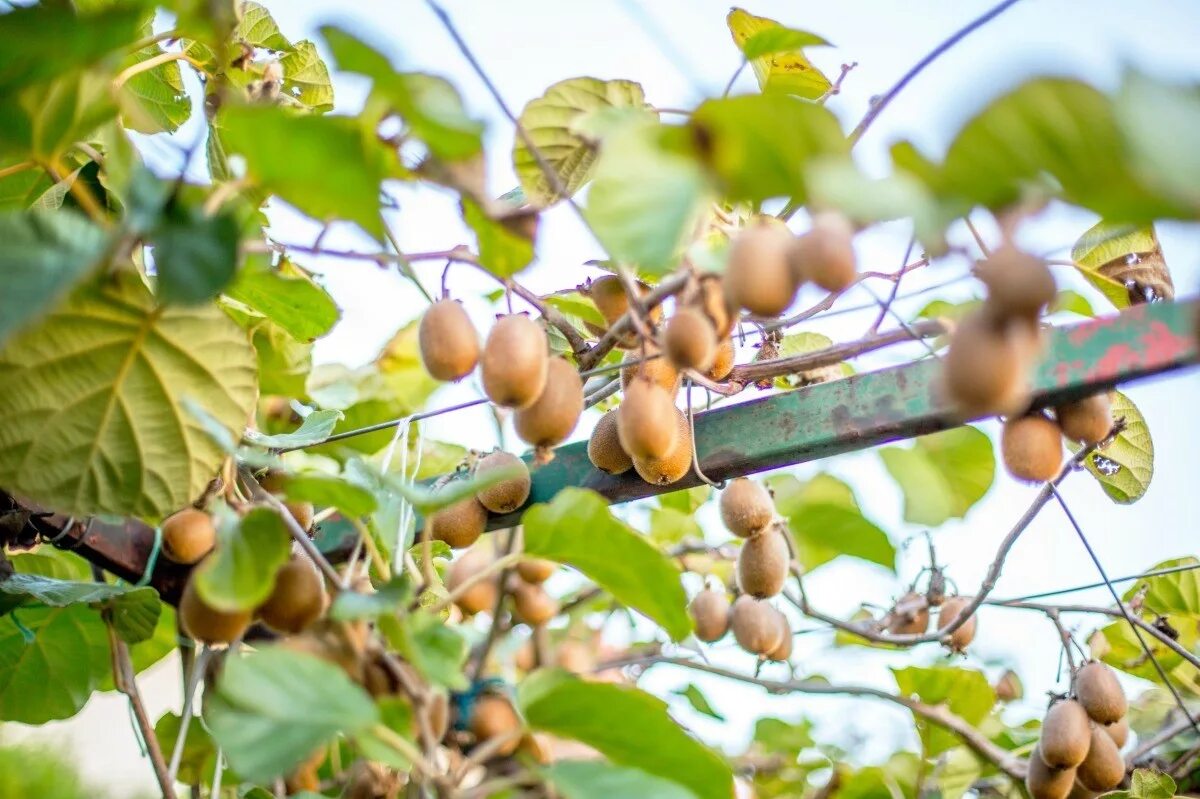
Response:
[[1071, 221, 1172, 308], [1117, 72, 1200, 215], [193, 507, 292, 612], [543, 761, 700, 799], [245, 409, 343, 449], [727, 8, 832, 99], [672, 683, 724, 721], [224, 256, 340, 343], [880, 427, 994, 526], [892, 665, 995, 756], [279, 41, 334, 113], [461, 198, 536, 278], [1073, 391, 1152, 503]]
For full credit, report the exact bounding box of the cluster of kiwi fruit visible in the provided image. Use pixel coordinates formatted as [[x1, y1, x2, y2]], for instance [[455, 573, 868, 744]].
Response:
[[423, 449, 534, 551], [1026, 661, 1130, 799], [446, 537, 560, 627], [1000, 392, 1114, 483], [881, 588, 978, 653]]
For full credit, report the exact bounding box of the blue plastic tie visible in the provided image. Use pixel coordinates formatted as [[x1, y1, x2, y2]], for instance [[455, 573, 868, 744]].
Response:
[[135, 526, 163, 587]]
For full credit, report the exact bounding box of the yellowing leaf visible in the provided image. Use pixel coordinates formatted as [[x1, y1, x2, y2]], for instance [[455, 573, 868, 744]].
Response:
[[1076, 391, 1153, 503], [1071, 221, 1173, 308], [727, 8, 831, 99]]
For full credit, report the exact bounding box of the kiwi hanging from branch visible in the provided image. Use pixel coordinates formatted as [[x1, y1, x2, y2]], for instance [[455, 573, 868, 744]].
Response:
[[481, 314, 549, 409], [418, 298, 480, 381]]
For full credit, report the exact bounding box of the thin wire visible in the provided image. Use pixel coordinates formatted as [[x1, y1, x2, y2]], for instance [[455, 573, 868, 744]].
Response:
[[994, 562, 1200, 604], [1048, 484, 1199, 732]]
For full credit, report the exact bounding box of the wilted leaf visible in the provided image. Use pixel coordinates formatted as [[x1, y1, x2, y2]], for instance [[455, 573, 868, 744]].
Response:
[[1071, 221, 1172, 308]]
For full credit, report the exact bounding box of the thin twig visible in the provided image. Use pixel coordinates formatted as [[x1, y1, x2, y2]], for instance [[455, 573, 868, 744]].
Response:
[[106, 619, 178, 799], [471, 529, 519, 681], [868, 237, 917, 334]]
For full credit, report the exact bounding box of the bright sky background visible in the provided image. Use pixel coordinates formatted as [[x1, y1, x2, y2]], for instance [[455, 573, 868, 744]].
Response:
[[8, 1, 1200, 794]]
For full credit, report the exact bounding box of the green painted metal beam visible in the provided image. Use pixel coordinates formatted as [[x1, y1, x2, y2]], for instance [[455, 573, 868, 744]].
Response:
[[483, 298, 1198, 530]]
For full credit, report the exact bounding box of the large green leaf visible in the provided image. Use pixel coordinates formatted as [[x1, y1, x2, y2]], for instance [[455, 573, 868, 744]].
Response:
[[279, 41, 334, 113], [153, 200, 241, 305], [461, 198, 536, 278], [513, 77, 650, 206], [0, 270, 258, 519], [1117, 72, 1200, 215], [0, 209, 108, 344], [118, 37, 191, 134], [543, 761, 699, 799], [193, 506, 292, 612], [0, 604, 110, 723], [383, 611, 469, 691], [880, 427, 994, 526], [1076, 391, 1152, 503], [521, 488, 691, 640], [285, 473, 378, 517], [0, 72, 117, 162], [892, 666, 995, 756], [207, 646, 379, 782], [768, 474, 894, 573], [519, 670, 734, 799], [0, 4, 143, 92], [0, 572, 144, 606], [726, 8, 831, 99], [224, 256, 340, 343]]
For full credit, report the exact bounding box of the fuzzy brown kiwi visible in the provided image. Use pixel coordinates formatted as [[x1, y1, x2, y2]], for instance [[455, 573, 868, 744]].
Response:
[[886, 591, 930, 635], [631, 408, 691, 485], [664, 307, 718, 371], [976, 246, 1057, 320], [423, 690, 451, 741], [1040, 699, 1092, 769], [706, 337, 736, 380], [426, 494, 488, 549], [736, 526, 790, 599], [475, 451, 531, 514], [1001, 414, 1064, 483], [719, 477, 775, 538], [689, 588, 730, 642], [588, 409, 634, 475], [1055, 394, 1113, 445], [1026, 744, 1077, 799], [419, 299, 480, 381], [765, 606, 793, 661], [180, 576, 253, 645], [481, 314, 549, 409], [619, 342, 681, 393], [937, 595, 977, 652], [942, 310, 1033, 417], [1067, 780, 1100, 799], [286, 501, 315, 533], [447, 545, 498, 616], [730, 595, 785, 656], [585, 275, 661, 348], [789, 211, 857, 292], [512, 582, 559, 626], [1076, 724, 1125, 791], [994, 670, 1022, 702], [1074, 661, 1127, 724], [515, 356, 584, 448], [161, 508, 217, 565], [516, 558, 556, 584], [1102, 717, 1128, 749], [470, 694, 521, 756], [617, 378, 678, 460], [258, 554, 326, 635], [555, 640, 593, 674], [698, 274, 736, 338], [725, 221, 800, 316]]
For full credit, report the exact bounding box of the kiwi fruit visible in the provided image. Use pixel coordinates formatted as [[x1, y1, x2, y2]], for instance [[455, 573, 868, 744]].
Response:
[[481, 314, 549, 409], [1076, 724, 1125, 791], [730, 595, 785, 656], [617, 378, 678, 459], [161, 508, 217, 565], [994, 669, 1022, 702], [664, 307, 718, 371], [886, 591, 930, 635], [584, 275, 661, 348], [1103, 718, 1129, 749], [1074, 661, 1127, 724], [789, 211, 857, 292], [588, 409, 633, 474], [620, 342, 681, 393], [474, 451, 531, 514], [426, 494, 488, 549], [698, 274, 736, 338], [422, 690, 451, 741], [419, 299, 479, 381], [555, 640, 593, 674], [286, 501, 315, 533], [1068, 780, 1101, 799], [736, 526, 790, 599], [720, 477, 775, 538], [180, 576, 253, 645], [765, 607, 793, 661], [706, 337, 736, 381], [631, 408, 692, 485], [1026, 744, 1078, 799], [258, 554, 327, 635], [515, 356, 584, 448], [470, 694, 521, 756], [1040, 699, 1092, 769], [725, 221, 800, 317], [976, 246, 1057, 320], [1055, 394, 1113, 445], [942, 310, 1032, 417], [937, 595, 977, 652], [447, 545, 498, 616], [512, 581, 559, 626], [1001, 414, 1064, 483], [689, 588, 730, 642], [516, 558, 556, 584]]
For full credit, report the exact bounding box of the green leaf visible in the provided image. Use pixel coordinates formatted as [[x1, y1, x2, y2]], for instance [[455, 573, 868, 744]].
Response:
[[207, 646, 379, 783], [10, 549, 92, 581], [1117, 72, 1200, 214], [753, 716, 814, 754], [0, 209, 108, 343], [938, 748, 983, 799], [0, 573, 143, 606], [649, 507, 702, 546], [892, 666, 995, 756], [461, 198, 536, 278], [118, 37, 191, 134], [513, 77, 650, 206], [245, 409, 344, 449], [0, 164, 53, 211], [0, 604, 110, 723], [585, 123, 711, 275], [384, 611, 468, 691], [1049, 289, 1095, 317], [768, 472, 857, 514], [1130, 768, 1177, 799], [220, 105, 387, 239], [1122, 557, 1200, 615], [154, 711, 220, 786], [543, 761, 700, 799], [657, 486, 711, 514], [285, 473, 378, 517], [193, 507, 292, 612], [726, 8, 832, 99], [786, 503, 895, 573], [0, 72, 117, 162], [690, 94, 848, 204], [355, 695, 416, 770], [521, 488, 691, 640], [880, 427, 995, 526], [329, 577, 413, 621], [106, 586, 162, 644], [251, 319, 312, 397], [0, 270, 258, 519], [224, 256, 340, 342], [1078, 391, 1152, 503], [672, 683, 725, 721], [1070, 221, 1168, 309], [519, 670, 733, 799], [279, 41, 335, 113], [153, 201, 241, 305], [0, 4, 143, 92], [236, 2, 292, 50]]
